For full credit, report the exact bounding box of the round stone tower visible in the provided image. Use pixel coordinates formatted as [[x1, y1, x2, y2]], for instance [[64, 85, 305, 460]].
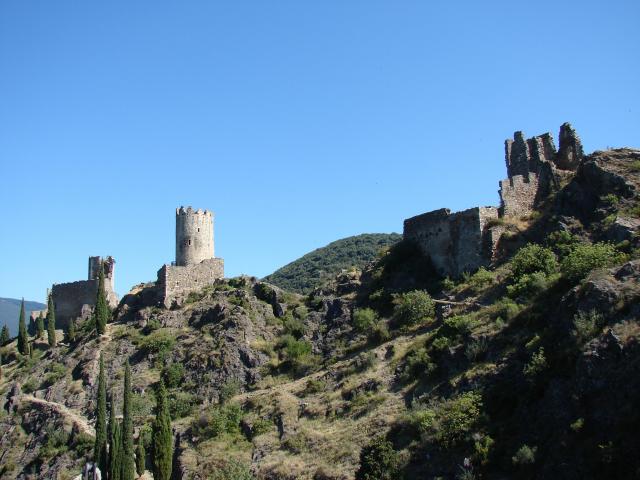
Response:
[[175, 206, 214, 266]]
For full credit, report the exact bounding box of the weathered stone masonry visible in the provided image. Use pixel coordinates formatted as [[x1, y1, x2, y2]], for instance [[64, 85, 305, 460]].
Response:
[[404, 123, 583, 277], [157, 206, 225, 306], [404, 207, 499, 277], [50, 256, 118, 328]]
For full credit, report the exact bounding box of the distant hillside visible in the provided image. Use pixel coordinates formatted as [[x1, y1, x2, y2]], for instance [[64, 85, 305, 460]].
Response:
[[0, 297, 46, 337], [264, 233, 401, 293]]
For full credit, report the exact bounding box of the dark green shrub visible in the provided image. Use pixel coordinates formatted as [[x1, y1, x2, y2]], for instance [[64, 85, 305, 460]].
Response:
[[355, 436, 401, 480], [393, 290, 435, 327], [546, 231, 581, 258], [72, 432, 95, 458], [303, 378, 327, 395], [353, 308, 378, 332], [219, 379, 242, 404], [399, 347, 435, 383], [467, 267, 496, 293], [283, 313, 306, 339], [209, 460, 255, 480], [465, 336, 489, 362], [192, 403, 243, 439], [39, 424, 70, 459], [293, 305, 308, 319], [168, 391, 197, 419], [130, 392, 154, 417], [282, 335, 312, 361], [138, 329, 176, 358], [369, 322, 390, 344], [411, 391, 482, 447], [507, 271, 557, 302], [249, 417, 272, 438], [512, 444, 537, 465], [523, 348, 547, 378], [573, 310, 604, 343], [161, 363, 184, 389], [510, 244, 558, 279], [444, 315, 478, 337], [560, 242, 626, 282]]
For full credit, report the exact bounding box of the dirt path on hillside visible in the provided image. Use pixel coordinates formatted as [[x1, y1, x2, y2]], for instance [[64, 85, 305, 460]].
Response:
[[20, 395, 96, 437]]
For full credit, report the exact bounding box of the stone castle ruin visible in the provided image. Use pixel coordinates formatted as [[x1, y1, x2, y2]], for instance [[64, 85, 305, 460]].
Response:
[[156, 206, 224, 306], [404, 123, 583, 278], [34, 256, 119, 328]]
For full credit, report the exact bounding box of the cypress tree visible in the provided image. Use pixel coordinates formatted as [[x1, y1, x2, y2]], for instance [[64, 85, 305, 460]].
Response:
[[0, 351, 3, 380], [152, 380, 173, 480], [28, 314, 36, 337], [67, 318, 76, 343], [111, 421, 123, 480], [36, 311, 45, 339], [0, 324, 9, 345], [47, 294, 56, 347], [17, 299, 29, 355], [136, 433, 146, 477], [121, 362, 135, 480], [94, 356, 108, 475], [95, 266, 110, 336], [109, 391, 122, 480], [29, 341, 34, 358]]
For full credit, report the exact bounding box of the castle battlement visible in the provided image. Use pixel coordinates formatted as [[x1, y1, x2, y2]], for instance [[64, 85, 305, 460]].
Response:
[[176, 206, 213, 217], [403, 123, 583, 278]]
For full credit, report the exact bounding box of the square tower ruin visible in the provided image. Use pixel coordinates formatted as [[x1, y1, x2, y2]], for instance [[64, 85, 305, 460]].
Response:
[[49, 256, 118, 328]]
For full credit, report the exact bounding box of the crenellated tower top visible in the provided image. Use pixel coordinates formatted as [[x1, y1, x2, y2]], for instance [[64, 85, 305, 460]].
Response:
[[175, 205, 215, 266]]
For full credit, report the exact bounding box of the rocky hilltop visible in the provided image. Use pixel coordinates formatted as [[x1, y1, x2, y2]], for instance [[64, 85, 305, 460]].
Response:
[[1, 127, 640, 480]]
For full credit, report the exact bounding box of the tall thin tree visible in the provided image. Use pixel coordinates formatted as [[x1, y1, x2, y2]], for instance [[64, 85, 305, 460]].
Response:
[[0, 324, 9, 345], [67, 318, 76, 343], [95, 265, 110, 336], [17, 298, 29, 355], [152, 379, 173, 480], [109, 390, 122, 480], [47, 294, 56, 347], [136, 433, 146, 477], [94, 355, 108, 475], [36, 311, 45, 339], [121, 362, 135, 480]]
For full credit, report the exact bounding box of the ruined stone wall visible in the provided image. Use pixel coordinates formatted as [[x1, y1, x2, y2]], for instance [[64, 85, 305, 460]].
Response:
[[499, 175, 539, 218], [157, 258, 224, 307], [403, 208, 453, 275], [88, 256, 115, 291], [176, 206, 214, 266], [50, 256, 118, 329], [450, 207, 499, 275], [51, 280, 99, 329], [500, 123, 583, 218], [403, 207, 498, 277]]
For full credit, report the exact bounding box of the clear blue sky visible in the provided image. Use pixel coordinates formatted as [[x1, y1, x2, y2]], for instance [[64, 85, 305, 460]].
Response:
[[1, 0, 639, 302]]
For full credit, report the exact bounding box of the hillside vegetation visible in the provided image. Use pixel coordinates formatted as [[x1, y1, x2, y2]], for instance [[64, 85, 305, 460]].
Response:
[[264, 233, 401, 294], [1, 148, 640, 479]]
